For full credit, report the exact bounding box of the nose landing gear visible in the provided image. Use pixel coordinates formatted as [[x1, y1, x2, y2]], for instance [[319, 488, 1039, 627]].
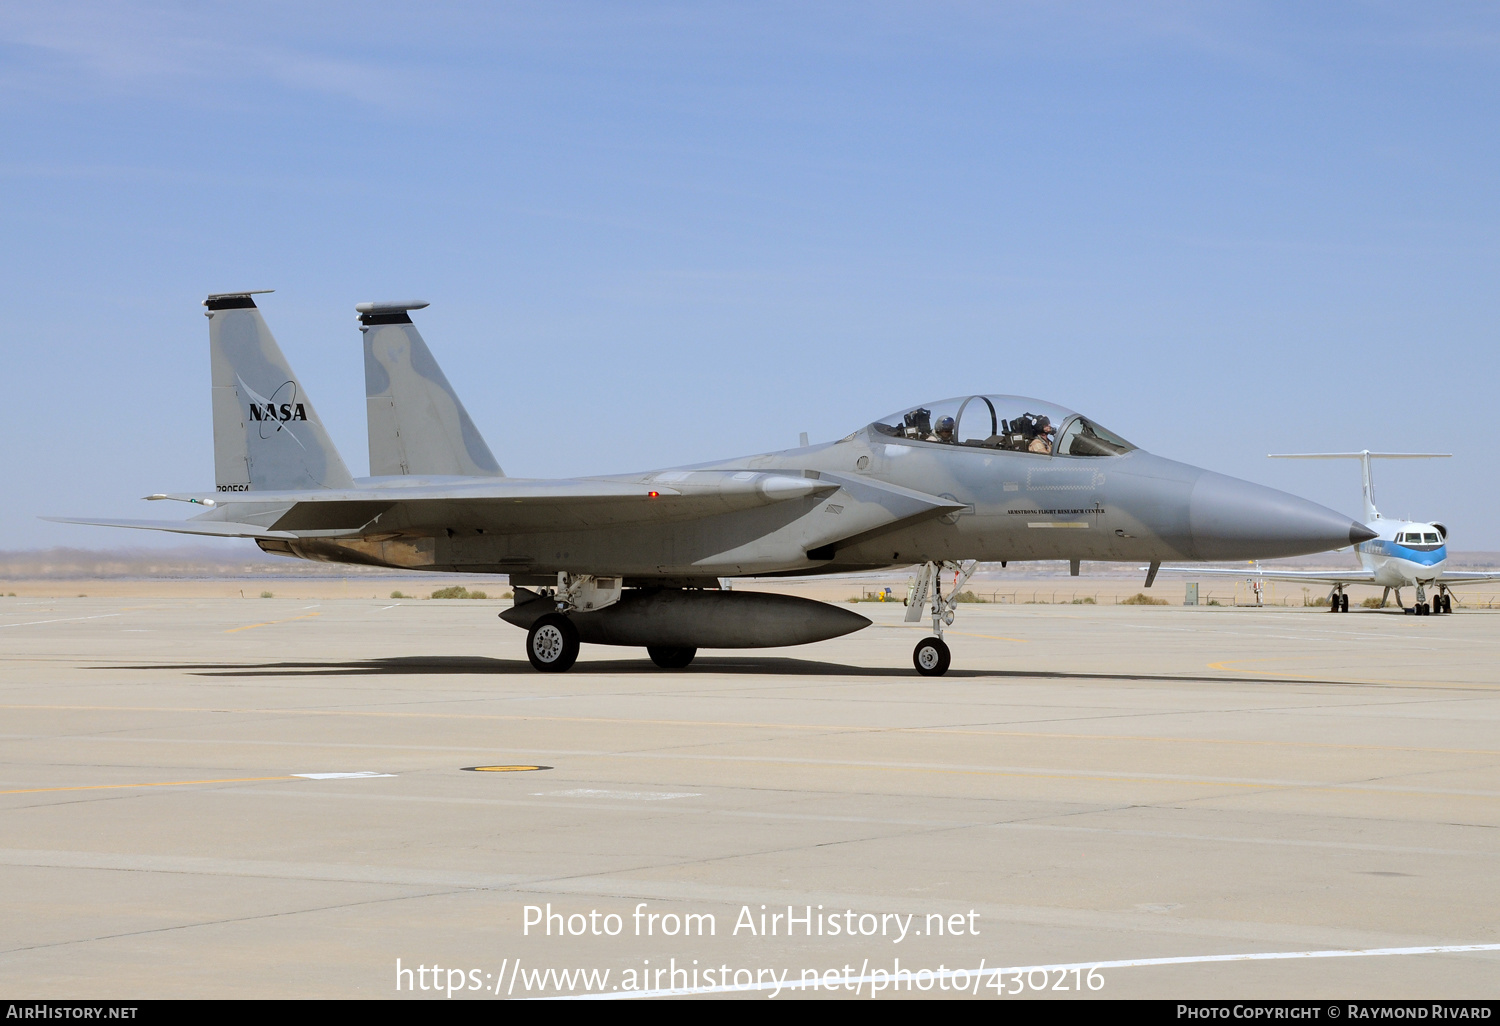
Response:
[[1405, 584, 1449, 616], [907, 560, 976, 677]]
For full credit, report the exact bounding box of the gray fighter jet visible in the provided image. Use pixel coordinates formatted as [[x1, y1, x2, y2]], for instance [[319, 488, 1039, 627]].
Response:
[[49, 292, 1376, 676]]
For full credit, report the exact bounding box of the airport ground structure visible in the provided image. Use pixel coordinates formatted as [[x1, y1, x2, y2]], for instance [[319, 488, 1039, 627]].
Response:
[[3, 570, 1500, 999]]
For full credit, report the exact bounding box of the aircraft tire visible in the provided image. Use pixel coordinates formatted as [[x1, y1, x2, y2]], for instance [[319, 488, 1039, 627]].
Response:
[[527, 614, 579, 672], [1341, 594, 1349, 612], [913, 637, 950, 677], [647, 646, 696, 669], [1443, 595, 1452, 614]]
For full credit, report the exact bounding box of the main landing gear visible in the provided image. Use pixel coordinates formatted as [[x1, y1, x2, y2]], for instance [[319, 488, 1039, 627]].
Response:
[[907, 560, 977, 677], [527, 613, 580, 672], [1326, 587, 1350, 613], [522, 573, 703, 672]]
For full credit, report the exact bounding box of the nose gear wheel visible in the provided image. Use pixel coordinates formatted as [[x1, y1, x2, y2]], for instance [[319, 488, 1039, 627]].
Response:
[[913, 636, 951, 676]]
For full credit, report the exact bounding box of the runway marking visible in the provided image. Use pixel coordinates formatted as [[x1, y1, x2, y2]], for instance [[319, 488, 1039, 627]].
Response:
[[0, 771, 396, 795], [0, 775, 295, 795], [223, 612, 321, 634], [291, 771, 393, 779], [0, 613, 122, 629], [464, 765, 550, 772], [2, 737, 1493, 801], [5, 705, 1500, 758], [1209, 658, 1331, 679], [578, 942, 1500, 1000]]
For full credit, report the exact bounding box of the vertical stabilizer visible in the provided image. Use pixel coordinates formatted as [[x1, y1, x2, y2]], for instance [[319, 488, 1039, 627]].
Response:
[[359, 302, 503, 477], [206, 292, 355, 492], [1355, 451, 1378, 523], [1268, 451, 1451, 526]]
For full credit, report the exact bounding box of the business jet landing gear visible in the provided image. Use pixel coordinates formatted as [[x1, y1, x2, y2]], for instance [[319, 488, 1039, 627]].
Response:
[[1407, 584, 1433, 616], [1327, 587, 1349, 613], [907, 560, 977, 676]]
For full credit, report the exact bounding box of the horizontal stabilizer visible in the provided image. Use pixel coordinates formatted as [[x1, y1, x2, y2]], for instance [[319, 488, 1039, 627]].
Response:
[[1267, 453, 1452, 460], [1268, 451, 1450, 524], [40, 516, 298, 540]]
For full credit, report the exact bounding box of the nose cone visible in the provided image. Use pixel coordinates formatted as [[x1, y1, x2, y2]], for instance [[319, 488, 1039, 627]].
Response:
[[1189, 471, 1373, 560]]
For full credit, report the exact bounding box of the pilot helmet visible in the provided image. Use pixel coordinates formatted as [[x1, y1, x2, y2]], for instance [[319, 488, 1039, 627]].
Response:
[[934, 415, 956, 440]]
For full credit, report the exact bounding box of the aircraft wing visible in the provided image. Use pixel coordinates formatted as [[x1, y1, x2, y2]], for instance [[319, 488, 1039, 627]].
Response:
[[1435, 571, 1500, 587], [46, 472, 844, 539], [1154, 565, 1378, 587], [40, 517, 300, 540]]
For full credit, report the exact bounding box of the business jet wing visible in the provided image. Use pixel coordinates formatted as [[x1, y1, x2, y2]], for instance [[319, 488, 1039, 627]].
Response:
[[1155, 565, 1378, 587], [1434, 571, 1500, 587]]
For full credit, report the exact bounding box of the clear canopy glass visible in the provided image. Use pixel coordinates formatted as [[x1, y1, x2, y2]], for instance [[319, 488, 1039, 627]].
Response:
[[869, 395, 1135, 457]]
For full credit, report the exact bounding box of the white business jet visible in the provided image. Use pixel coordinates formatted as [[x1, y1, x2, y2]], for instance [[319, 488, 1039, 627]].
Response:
[[1161, 452, 1500, 615]]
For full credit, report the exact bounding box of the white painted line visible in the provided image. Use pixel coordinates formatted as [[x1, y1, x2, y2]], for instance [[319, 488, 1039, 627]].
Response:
[[565, 942, 1500, 1000], [535, 789, 701, 802], [292, 772, 395, 780], [0, 613, 122, 629], [379, 604, 400, 611]]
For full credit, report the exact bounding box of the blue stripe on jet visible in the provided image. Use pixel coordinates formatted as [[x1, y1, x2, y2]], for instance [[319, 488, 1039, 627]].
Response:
[[1359, 539, 1446, 566]]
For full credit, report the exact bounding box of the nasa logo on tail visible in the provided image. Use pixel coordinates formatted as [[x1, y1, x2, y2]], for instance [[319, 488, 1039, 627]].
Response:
[[238, 377, 308, 438]]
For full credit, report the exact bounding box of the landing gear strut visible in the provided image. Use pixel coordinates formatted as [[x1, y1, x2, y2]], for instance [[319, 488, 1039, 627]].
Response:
[[1327, 586, 1349, 613], [907, 560, 976, 677], [1413, 584, 1431, 616]]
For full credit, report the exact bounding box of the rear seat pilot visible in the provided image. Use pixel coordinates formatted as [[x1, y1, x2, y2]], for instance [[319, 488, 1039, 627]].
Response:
[[1028, 416, 1055, 454]]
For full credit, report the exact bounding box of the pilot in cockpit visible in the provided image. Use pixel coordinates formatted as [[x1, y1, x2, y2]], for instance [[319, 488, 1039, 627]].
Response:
[[932, 416, 956, 444], [1027, 415, 1055, 454]]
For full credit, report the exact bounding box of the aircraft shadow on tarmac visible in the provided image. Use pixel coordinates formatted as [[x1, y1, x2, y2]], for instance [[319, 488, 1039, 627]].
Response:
[[91, 656, 1376, 687]]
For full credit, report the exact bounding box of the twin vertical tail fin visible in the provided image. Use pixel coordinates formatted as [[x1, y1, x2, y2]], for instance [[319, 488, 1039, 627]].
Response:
[[206, 292, 355, 492], [359, 302, 503, 477]]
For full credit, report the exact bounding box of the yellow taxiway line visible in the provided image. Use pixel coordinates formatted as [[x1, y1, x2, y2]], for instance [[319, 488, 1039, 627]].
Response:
[[224, 612, 322, 634], [0, 775, 296, 796]]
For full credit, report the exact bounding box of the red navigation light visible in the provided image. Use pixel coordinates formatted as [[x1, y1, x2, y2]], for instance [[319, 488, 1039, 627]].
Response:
[[648, 491, 659, 498]]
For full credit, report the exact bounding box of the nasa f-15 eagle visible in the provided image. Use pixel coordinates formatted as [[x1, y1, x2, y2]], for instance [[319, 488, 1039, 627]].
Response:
[[1157, 452, 1500, 615], [48, 292, 1376, 675]]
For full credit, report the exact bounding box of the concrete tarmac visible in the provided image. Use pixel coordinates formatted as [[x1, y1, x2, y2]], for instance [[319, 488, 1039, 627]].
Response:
[[2, 594, 1499, 999]]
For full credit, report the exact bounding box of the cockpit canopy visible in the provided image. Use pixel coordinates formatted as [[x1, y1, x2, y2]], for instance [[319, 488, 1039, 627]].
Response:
[[870, 396, 1135, 457]]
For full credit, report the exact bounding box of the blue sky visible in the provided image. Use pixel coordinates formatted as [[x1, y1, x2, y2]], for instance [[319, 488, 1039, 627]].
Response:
[[3, 2, 1498, 549]]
